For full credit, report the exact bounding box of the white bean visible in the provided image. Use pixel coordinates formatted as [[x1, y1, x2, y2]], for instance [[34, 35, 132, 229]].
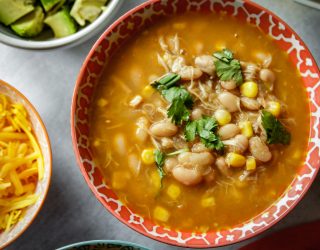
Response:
[[128, 153, 140, 176], [164, 157, 178, 173], [215, 157, 231, 177], [179, 66, 203, 80], [113, 133, 127, 155], [259, 69, 275, 83], [218, 92, 240, 112], [203, 168, 215, 183], [242, 63, 259, 81], [218, 124, 240, 140], [191, 143, 209, 153], [191, 108, 203, 120], [161, 137, 174, 149], [224, 134, 248, 153], [194, 55, 215, 76], [171, 56, 203, 80], [135, 117, 150, 142], [178, 152, 215, 167], [172, 166, 203, 186], [249, 136, 272, 162], [220, 80, 237, 90], [241, 97, 261, 110], [150, 120, 178, 137], [254, 52, 272, 68]]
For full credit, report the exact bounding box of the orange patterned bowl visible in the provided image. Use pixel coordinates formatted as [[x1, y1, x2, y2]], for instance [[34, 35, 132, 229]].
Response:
[[0, 80, 52, 249], [71, 0, 320, 247]]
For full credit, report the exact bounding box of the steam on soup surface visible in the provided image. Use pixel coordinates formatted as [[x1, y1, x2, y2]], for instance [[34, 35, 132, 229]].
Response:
[[89, 13, 309, 231]]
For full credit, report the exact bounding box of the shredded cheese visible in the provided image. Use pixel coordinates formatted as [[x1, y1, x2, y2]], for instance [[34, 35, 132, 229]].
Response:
[[0, 94, 44, 232]]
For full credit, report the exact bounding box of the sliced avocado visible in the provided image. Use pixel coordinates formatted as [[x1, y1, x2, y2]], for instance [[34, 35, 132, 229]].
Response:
[[70, 0, 108, 26], [0, 0, 34, 26], [11, 6, 44, 38], [48, 0, 66, 14], [40, 0, 64, 12], [44, 8, 77, 38]]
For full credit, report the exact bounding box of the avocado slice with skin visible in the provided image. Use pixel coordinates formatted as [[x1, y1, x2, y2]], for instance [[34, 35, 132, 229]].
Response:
[[70, 0, 108, 26], [11, 6, 44, 38], [44, 8, 77, 38], [40, 0, 64, 12], [0, 0, 34, 26], [48, 0, 66, 14]]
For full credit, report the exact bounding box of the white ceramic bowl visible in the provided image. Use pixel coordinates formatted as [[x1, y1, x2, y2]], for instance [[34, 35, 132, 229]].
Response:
[[0, 0, 122, 50], [0, 79, 52, 249]]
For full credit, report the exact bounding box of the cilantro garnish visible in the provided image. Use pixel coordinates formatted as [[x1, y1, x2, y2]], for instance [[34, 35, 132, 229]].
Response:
[[261, 110, 291, 145], [185, 116, 224, 152], [213, 49, 243, 85], [154, 149, 166, 180], [154, 149, 166, 187], [151, 74, 193, 125], [151, 73, 181, 91]]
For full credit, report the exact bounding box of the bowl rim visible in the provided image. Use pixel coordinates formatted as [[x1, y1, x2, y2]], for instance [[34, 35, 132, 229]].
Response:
[[0, 79, 52, 249], [0, 0, 122, 50], [56, 240, 150, 250], [70, 0, 320, 248]]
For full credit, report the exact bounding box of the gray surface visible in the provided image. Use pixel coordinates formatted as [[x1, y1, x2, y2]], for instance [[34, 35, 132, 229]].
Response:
[[1, 0, 319, 249]]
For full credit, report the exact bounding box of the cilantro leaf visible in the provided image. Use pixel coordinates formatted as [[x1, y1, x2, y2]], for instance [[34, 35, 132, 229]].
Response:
[[185, 120, 197, 141], [196, 116, 218, 132], [167, 98, 191, 125], [154, 149, 166, 181], [185, 116, 224, 152], [261, 110, 291, 145], [151, 73, 181, 91], [152, 73, 193, 125], [213, 49, 243, 85], [162, 87, 193, 108], [213, 49, 233, 63], [161, 86, 193, 125]]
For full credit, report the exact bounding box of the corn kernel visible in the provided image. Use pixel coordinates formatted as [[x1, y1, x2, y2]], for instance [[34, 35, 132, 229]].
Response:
[[201, 196, 215, 207], [97, 98, 108, 107], [142, 85, 154, 98], [245, 157, 256, 171], [173, 22, 186, 30], [112, 171, 130, 190], [198, 225, 209, 233], [240, 81, 259, 98], [267, 101, 281, 117], [153, 206, 170, 222], [141, 148, 155, 164], [167, 184, 181, 200], [214, 109, 231, 125], [292, 150, 301, 160], [239, 121, 253, 138], [225, 153, 246, 167], [150, 170, 161, 190], [93, 140, 100, 147], [215, 42, 226, 51]]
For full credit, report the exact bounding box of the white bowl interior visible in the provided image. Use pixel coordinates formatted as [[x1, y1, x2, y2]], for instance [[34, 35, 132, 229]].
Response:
[[0, 0, 122, 49], [0, 82, 51, 248]]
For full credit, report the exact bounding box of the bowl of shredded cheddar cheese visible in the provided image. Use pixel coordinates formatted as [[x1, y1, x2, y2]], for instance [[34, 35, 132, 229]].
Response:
[[0, 79, 51, 248]]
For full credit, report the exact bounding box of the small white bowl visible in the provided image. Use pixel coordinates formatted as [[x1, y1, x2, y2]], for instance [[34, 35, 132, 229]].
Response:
[[0, 79, 52, 249], [0, 0, 122, 50]]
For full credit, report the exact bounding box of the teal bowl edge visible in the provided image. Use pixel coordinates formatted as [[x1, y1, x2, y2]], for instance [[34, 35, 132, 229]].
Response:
[[56, 240, 150, 250]]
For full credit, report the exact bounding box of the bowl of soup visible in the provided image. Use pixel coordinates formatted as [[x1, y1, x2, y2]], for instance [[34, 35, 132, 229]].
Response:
[[71, 0, 320, 247]]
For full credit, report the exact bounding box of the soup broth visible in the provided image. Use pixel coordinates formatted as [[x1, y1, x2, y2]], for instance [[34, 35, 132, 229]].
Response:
[[89, 13, 309, 231]]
